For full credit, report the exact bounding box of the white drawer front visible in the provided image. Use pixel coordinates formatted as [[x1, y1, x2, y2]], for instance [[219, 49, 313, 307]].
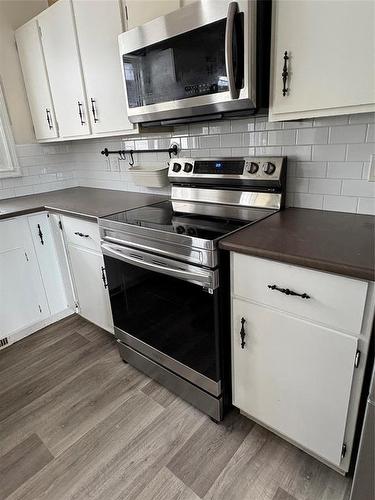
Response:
[[62, 216, 100, 252], [232, 253, 368, 335]]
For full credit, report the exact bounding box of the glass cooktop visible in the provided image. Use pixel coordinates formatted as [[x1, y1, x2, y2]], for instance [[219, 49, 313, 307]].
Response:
[[103, 200, 273, 241]]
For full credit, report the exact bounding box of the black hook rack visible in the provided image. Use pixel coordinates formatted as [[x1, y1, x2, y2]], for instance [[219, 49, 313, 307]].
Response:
[[101, 143, 179, 167]]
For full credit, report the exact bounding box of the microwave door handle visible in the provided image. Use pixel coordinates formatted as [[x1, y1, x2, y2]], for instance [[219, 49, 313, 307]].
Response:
[[101, 243, 215, 288], [225, 1, 240, 99]]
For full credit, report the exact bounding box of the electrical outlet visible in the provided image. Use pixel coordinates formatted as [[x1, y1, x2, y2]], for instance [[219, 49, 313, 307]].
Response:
[[368, 154, 375, 182]]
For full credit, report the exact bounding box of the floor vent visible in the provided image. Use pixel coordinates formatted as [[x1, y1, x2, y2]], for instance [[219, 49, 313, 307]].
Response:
[[0, 337, 9, 349]]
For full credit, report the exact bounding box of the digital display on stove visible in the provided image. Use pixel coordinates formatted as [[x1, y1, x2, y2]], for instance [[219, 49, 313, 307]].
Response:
[[194, 160, 244, 175]]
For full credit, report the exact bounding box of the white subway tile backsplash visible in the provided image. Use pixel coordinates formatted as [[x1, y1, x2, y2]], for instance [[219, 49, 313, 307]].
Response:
[[268, 129, 296, 146], [357, 197, 375, 215], [1, 113, 374, 217], [329, 124, 367, 144], [294, 193, 323, 209], [346, 142, 375, 161], [282, 145, 312, 161], [327, 161, 363, 179], [313, 115, 349, 126], [231, 118, 255, 132], [312, 144, 346, 161], [349, 112, 375, 124], [220, 133, 242, 148], [366, 124, 375, 142], [209, 121, 231, 134], [323, 195, 358, 213], [342, 179, 375, 197], [297, 127, 328, 145], [309, 178, 341, 195], [199, 135, 220, 148], [294, 162, 327, 178]]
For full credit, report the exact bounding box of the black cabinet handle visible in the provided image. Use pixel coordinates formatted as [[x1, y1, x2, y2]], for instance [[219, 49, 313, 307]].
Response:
[[74, 231, 90, 238], [90, 98, 99, 123], [101, 266, 108, 289], [268, 284, 310, 299], [77, 101, 85, 125], [282, 51, 289, 96], [46, 109, 53, 130], [240, 317, 246, 349], [37, 224, 44, 245]]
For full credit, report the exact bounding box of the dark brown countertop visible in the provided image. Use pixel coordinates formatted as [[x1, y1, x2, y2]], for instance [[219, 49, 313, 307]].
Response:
[[219, 208, 375, 281], [0, 187, 168, 220]]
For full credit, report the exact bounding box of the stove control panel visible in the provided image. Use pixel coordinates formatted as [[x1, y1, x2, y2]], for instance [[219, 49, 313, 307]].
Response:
[[169, 157, 286, 181]]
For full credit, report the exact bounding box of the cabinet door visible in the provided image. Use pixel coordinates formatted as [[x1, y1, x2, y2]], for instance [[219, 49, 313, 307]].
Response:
[[72, 0, 135, 135], [0, 218, 49, 337], [68, 245, 113, 333], [269, 0, 375, 121], [27, 213, 70, 316], [232, 298, 357, 467], [38, 0, 91, 138], [124, 0, 180, 30], [15, 20, 58, 140]]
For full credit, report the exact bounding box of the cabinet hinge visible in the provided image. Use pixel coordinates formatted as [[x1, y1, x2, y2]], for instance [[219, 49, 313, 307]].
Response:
[[355, 350, 361, 368], [38, 305, 42, 313], [74, 300, 79, 311], [58, 220, 63, 230], [341, 443, 347, 459], [125, 4, 129, 20]]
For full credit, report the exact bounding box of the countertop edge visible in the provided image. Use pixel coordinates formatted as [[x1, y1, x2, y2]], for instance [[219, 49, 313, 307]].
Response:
[[219, 242, 375, 282]]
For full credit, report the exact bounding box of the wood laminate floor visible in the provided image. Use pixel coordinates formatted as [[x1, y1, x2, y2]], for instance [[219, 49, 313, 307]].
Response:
[[0, 315, 352, 500]]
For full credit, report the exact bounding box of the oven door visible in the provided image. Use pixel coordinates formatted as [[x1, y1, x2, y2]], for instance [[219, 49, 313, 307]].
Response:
[[119, 0, 254, 124], [101, 242, 221, 396]]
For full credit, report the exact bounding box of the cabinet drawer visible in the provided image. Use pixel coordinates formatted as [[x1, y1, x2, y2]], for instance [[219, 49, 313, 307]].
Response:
[[62, 216, 100, 252], [232, 253, 368, 334]]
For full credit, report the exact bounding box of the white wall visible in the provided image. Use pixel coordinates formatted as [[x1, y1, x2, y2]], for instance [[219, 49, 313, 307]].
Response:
[[0, 0, 48, 144]]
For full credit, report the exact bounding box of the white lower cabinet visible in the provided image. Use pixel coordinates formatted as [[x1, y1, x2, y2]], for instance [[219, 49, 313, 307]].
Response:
[[231, 253, 374, 472], [0, 214, 72, 343], [232, 298, 357, 467], [67, 245, 113, 333], [61, 215, 113, 333]]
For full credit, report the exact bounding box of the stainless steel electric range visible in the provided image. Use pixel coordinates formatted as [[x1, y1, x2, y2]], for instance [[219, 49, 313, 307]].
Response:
[[98, 156, 287, 421]]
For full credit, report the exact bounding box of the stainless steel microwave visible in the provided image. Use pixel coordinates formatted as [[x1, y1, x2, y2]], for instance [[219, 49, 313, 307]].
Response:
[[118, 0, 271, 126]]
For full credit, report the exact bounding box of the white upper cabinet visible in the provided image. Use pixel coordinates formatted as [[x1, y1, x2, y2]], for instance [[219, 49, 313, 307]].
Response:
[[38, 0, 91, 138], [15, 20, 58, 141], [72, 0, 135, 135], [269, 0, 375, 121], [124, 0, 180, 30]]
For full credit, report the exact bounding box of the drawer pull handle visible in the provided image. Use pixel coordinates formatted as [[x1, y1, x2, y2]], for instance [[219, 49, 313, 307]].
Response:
[[268, 284, 310, 299], [74, 231, 90, 238], [240, 317, 246, 349]]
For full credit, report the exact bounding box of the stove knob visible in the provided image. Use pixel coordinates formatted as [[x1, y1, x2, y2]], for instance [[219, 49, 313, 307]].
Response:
[[246, 162, 259, 174], [172, 162, 181, 173], [184, 162, 193, 173], [262, 162, 276, 175], [187, 227, 196, 236], [176, 226, 185, 234]]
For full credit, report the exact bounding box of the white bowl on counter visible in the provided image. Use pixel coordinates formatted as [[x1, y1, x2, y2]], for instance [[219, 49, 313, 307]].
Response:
[[128, 164, 170, 188]]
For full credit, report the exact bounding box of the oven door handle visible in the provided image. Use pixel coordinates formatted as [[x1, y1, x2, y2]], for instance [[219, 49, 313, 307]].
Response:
[[101, 243, 218, 290], [225, 1, 240, 99]]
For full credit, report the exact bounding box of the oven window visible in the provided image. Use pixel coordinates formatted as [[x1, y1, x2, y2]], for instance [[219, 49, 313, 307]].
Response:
[[123, 19, 229, 108], [104, 255, 220, 382]]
